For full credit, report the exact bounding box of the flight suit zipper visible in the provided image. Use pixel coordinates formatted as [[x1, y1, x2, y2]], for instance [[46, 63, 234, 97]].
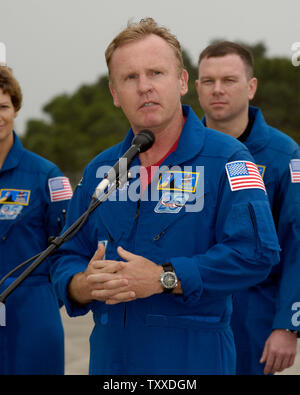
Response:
[[124, 199, 141, 329], [135, 199, 140, 220], [153, 230, 166, 241], [248, 203, 258, 253]]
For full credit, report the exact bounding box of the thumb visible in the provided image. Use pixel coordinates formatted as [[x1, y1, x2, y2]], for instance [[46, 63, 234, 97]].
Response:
[[260, 343, 268, 363], [91, 242, 106, 262], [117, 246, 137, 262]]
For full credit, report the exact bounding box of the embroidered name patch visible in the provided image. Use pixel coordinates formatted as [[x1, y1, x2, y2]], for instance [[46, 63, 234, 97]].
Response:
[[290, 159, 300, 183], [157, 171, 199, 193], [225, 161, 266, 192], [0, 189, 30, 205]]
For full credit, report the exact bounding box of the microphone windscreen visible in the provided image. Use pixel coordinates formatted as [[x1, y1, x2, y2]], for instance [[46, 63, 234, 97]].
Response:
[[132, 130, 155, 153]]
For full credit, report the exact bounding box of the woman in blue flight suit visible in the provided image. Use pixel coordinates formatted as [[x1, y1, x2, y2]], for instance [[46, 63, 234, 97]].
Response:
[[0, 66, 72, 374]]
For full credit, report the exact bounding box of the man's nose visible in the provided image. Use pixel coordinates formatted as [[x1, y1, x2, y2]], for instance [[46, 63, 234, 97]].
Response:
[[212, 81, 224, 95], [138, 75, 153, 94]]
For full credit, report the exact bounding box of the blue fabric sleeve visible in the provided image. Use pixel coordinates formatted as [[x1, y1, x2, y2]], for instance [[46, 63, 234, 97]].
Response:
[[272, 147, 300, 331], [171, 152, 280, 306], [49, 172, 96, 317]]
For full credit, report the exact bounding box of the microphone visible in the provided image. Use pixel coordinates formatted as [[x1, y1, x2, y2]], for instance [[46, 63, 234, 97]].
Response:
[[93, 129, 155, 198]]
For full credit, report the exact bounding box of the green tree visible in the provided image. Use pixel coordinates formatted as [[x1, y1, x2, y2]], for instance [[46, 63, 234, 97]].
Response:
[[182, 49, 203, 118], [22, 76, 129, 183], [252, 57, 300, 143], [21, 43, 299, 184]]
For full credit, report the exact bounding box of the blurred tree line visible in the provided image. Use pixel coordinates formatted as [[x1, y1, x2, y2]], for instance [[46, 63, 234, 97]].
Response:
[[21, 42, 300, 184]]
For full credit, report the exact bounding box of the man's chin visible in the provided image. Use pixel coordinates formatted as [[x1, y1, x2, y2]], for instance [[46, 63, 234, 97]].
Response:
[[209, 111, 228, 123]]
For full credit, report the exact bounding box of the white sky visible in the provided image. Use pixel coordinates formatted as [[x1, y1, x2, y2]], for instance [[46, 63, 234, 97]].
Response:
[[0, 0, 299, 133]]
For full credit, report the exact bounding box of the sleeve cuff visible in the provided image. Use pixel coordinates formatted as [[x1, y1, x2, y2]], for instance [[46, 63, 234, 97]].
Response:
[[272, 310, 300, 334], [51, 262, 92, 317], [170, 256, 203, 305], [63, 273, 93, 317]]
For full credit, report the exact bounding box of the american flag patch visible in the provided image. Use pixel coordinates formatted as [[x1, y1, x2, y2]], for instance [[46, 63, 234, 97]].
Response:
[[48, 177, 73, 202], [225, 161, 266, 192], [290, 159, 300, 183]]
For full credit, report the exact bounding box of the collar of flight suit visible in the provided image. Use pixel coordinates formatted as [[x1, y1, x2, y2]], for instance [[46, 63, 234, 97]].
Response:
[[201, 105, 271, 156], [116, 105, 207, 169], [244, 106, 271, 154], [0, 131, 25, 174]]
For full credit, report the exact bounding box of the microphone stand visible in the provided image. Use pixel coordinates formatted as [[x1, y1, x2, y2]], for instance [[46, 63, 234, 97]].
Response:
[[0, 173, 130, 304]]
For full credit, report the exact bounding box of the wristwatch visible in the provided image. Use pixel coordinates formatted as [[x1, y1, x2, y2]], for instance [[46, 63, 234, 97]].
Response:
[[285, 329, 298, 335], [160, 263, 178, 293]]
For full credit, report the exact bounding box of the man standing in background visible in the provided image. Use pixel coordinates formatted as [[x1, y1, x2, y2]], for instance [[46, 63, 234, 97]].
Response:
[[196, 41, 300, 374]]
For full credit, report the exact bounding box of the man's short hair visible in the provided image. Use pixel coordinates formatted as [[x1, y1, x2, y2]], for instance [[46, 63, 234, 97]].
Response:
[[0, 66, 22, 111], [105, 17, 184, 78], [198, 41, 254, 78]]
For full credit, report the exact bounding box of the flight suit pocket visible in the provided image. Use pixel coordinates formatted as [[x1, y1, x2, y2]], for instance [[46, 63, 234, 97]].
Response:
[[145, 314, 228, 331], [248, 201, 280, 252], [0, 203, 41, 242]]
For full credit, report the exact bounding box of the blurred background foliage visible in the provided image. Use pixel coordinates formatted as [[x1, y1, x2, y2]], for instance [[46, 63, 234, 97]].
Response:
[[21, 42, 300, 185]]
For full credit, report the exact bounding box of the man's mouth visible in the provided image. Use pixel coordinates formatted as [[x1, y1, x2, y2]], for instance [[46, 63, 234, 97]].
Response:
[[141, 102, 158, 108]]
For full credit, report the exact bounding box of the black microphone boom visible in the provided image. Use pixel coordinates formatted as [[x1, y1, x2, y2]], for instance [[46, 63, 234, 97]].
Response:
[[93, 129, 155, 198]]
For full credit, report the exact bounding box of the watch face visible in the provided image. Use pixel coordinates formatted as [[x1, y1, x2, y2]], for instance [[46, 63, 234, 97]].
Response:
[[162, 272, 177, 289]]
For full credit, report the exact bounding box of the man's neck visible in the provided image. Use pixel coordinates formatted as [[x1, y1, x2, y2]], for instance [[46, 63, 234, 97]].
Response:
[[138, 112, 185, 167], [206, 112, 249, 139]]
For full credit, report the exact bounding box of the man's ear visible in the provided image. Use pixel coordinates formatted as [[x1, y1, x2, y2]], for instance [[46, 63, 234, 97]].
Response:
[[248, 77, 258, 101], [109, 82, 121, 108], [179, 69, 189, 96]]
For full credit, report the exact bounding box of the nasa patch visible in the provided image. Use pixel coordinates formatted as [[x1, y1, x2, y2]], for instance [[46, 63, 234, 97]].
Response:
[[0, 204, 23, 220], [154, 192, 189, 214]]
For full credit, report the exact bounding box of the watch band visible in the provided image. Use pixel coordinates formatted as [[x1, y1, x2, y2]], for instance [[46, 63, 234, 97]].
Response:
[[285, 329, 298, 335], [162, 262, 174, 272]]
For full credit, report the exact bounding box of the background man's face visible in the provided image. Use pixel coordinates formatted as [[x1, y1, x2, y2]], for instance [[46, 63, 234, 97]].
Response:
[[196, 54, 257, 124]]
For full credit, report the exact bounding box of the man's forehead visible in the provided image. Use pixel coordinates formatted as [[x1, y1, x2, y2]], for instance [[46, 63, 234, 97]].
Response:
[[113, 35, 167, 55], [109, 37, 176, 75], [199, 54, 247, 75]]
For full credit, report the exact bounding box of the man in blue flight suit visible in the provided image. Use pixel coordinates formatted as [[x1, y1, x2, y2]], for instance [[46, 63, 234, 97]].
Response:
[[50, 18, 280, 374], [196, 41, 300, 374], [0, 66, 72, 374]]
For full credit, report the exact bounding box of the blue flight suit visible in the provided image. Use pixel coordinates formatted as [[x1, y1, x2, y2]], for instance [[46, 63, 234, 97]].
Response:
[[0, 132, 71, 374], [50, 105, 280, 375], [227, 106, 300, 374]]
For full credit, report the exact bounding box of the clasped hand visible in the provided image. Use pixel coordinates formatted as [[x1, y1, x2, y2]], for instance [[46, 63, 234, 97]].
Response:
[[76, 243, 163, 305]]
